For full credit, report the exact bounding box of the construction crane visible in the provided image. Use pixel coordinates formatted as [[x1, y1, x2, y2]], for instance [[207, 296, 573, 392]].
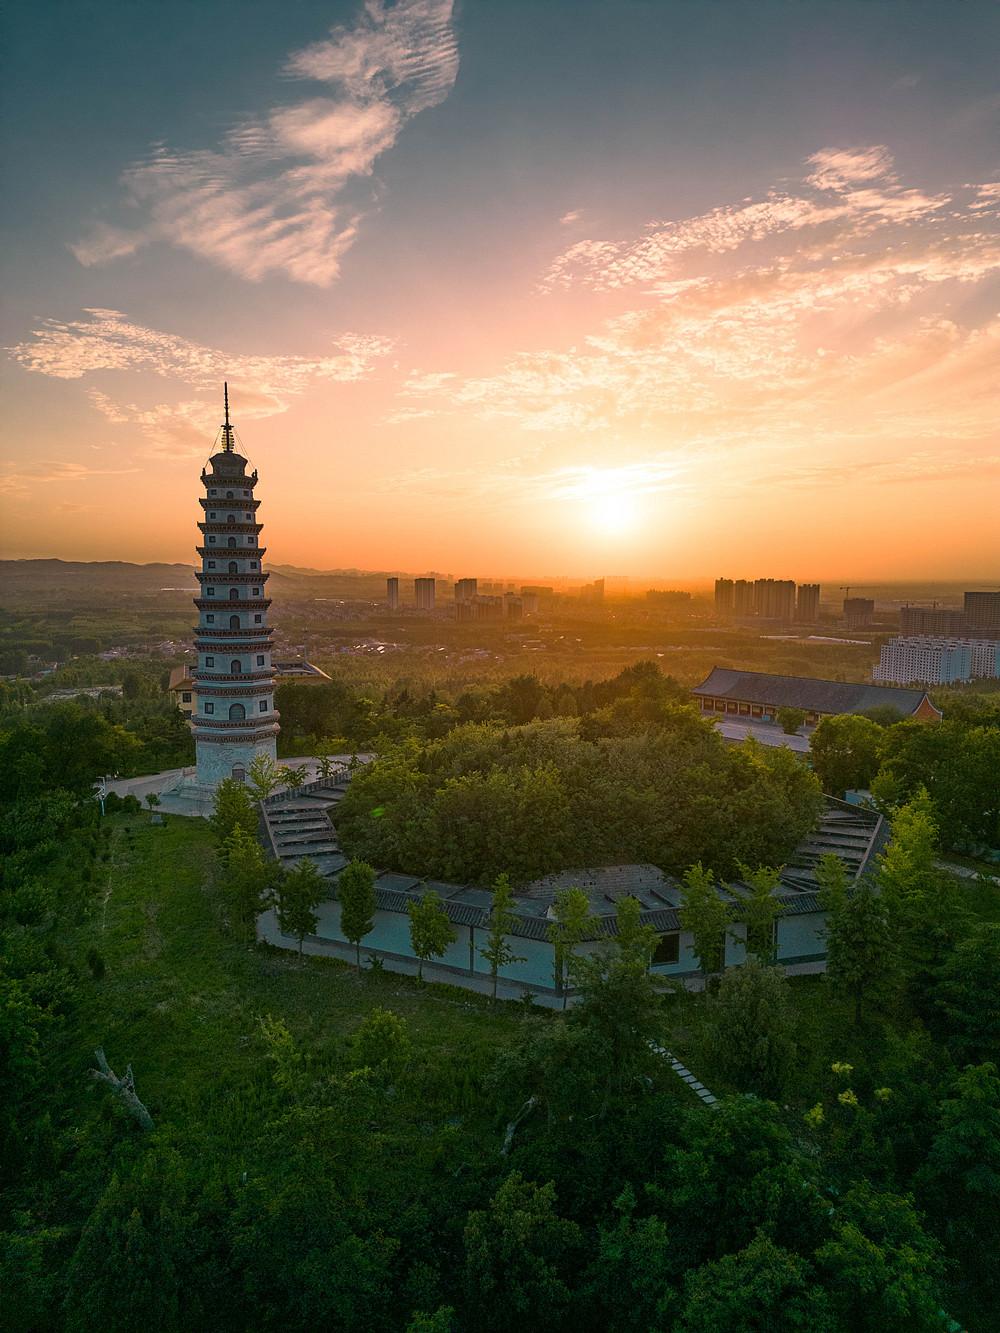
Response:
[[840, 585, 853, 601]]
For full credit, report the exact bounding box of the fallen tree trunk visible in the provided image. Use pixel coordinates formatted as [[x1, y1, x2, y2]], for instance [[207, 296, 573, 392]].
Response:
[[500, 1095, 538, 1156], [90, 1047, 154, 1131]]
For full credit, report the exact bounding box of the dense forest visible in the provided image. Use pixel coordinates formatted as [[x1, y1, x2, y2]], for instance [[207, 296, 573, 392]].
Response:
[[334, 713, 823, 884], [2, 681, 999, 1330]]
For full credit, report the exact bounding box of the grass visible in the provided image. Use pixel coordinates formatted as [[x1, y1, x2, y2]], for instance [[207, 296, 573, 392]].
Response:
[[54, 814, 527, 1143]]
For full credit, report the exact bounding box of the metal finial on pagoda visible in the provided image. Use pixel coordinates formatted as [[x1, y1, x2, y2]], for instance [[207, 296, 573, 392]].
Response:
[[222, 381, 234, 451]]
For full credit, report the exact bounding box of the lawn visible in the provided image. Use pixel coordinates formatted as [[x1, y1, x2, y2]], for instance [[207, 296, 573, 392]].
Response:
[[52, 813, 527, 1146]]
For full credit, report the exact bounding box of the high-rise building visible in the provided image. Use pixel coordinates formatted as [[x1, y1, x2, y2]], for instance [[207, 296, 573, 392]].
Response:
[[754, 578, 796, 620], [900, 606, 968, 636], [733, 579, 754, 615], [520, 592, 539, 615], [715, 578, 735, 614], [192, 385, 279, 787], [965, 591, 1000, 636], [414, 577, 436, 611], [474, 595, 504, 619], [843, 597, 875, 628], [386, 577, 399, 611], [455, 578, 477, 604], [874, 638, 986, 686], [796, 583, 820, 623], [504, 593, 523, 619]]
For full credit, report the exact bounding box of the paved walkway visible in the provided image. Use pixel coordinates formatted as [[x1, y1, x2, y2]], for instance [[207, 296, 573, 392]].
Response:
[[936, 859, 1000, 884], [713, 718, 810, 752], [102, 755, 373, 820]]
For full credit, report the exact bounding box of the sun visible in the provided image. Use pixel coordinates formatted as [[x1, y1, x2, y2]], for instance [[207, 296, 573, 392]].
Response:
[[588, 491, 639, 536]]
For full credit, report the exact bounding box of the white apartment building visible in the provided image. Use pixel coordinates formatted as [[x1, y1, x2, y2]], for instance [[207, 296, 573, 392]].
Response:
[[875, 636, 1000, 686]]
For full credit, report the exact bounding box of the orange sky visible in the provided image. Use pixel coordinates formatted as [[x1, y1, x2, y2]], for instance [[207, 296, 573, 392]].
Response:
[[2, 2, 999, 581]]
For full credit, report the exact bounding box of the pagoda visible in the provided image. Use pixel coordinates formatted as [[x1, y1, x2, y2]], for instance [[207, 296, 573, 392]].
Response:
[[191, 385, 279, 785]]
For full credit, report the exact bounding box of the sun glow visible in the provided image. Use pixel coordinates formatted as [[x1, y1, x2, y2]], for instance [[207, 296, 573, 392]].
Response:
[[588, 490, 639, 536], [554, 465, 657, 539]]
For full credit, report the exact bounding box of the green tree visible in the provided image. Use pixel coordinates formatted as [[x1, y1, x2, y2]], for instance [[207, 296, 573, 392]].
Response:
[[656, 1096, 823, 1270], [210, 776, 258, 845], [406, 891, 456, 980], [281, 764, 308, 792], [502, 675, 546, 724], [276, 858, 325, 957], [734, 863, 784, 963], [917, 1063, 1000, 1321], [933, 923, 1000, 1062], [144, 791, 161, 817], [777, 706, 807, 736], [876, 790, 946, 993], [817, 853, 895, 1025], [547, 886, 595, 1007], [570, 896, 665, 1107], [62, 1150, 219, 1333], [463, 1172, 582, 1332], [585, 1186, 679, 1330], [479, 873, 525, 1003], [259, 1014, 306, 1099], [222, 824, 270, 943], [704, 961, 795, 1098], [247, 752, 283, 801], [814, 1183, 946, 1332], [680, 1233, 835, 1332], [679, 862, 730, 977], [338, 859, 377, 973], [810, 714, 883, 797], [352, 1007, 411, 1082], [406, 1309, 455, 1333]]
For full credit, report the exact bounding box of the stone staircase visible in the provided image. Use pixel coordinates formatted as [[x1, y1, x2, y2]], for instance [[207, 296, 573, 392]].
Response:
[[259, 774, 352, 881]]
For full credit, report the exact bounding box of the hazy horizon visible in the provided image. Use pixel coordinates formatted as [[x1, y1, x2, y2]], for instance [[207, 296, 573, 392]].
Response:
[[3, 0, 999, 579]]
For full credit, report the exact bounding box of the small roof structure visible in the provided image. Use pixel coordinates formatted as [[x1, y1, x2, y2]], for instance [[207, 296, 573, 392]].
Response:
[[270, 659, 332, 683], [692, 666, 940, 719]]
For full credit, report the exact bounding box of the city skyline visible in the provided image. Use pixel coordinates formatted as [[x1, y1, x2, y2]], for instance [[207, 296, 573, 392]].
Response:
[[3, 0, 1000, 578]]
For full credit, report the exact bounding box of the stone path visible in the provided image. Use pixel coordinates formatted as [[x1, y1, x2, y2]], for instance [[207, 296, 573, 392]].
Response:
[[650, 1042, 719, 1108]]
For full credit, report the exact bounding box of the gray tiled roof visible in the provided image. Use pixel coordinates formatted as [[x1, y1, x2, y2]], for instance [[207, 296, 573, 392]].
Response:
[[692, 667, 934, 717]]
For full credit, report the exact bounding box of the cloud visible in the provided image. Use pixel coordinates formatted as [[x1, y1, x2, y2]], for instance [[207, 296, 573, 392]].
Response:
[[7, 308, 395, 455], [397, 147, 1000, 504], [70, 0, 459, 286], [540, 146, 951, 293], [559, 209, 582, 225], [0, 460, 139, 499], [805, 144, 896, 191]]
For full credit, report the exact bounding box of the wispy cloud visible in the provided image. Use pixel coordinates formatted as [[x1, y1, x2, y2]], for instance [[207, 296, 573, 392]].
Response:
[[396, 147, 1000, 501], [540, 145, 950, 292], [0, 460, 139, 499], [70, 0, 459, 285], [7, 307, 395, 455]]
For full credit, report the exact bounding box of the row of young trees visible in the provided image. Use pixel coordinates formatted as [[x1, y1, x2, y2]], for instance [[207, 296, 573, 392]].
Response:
[[214, 779, 532, 997]]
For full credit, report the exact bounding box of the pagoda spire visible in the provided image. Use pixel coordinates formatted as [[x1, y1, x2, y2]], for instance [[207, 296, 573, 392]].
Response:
[[222, 381, 234, 451]]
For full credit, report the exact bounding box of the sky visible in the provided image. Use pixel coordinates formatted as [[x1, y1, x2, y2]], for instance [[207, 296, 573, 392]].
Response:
[[2, 0, 999, 581]]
